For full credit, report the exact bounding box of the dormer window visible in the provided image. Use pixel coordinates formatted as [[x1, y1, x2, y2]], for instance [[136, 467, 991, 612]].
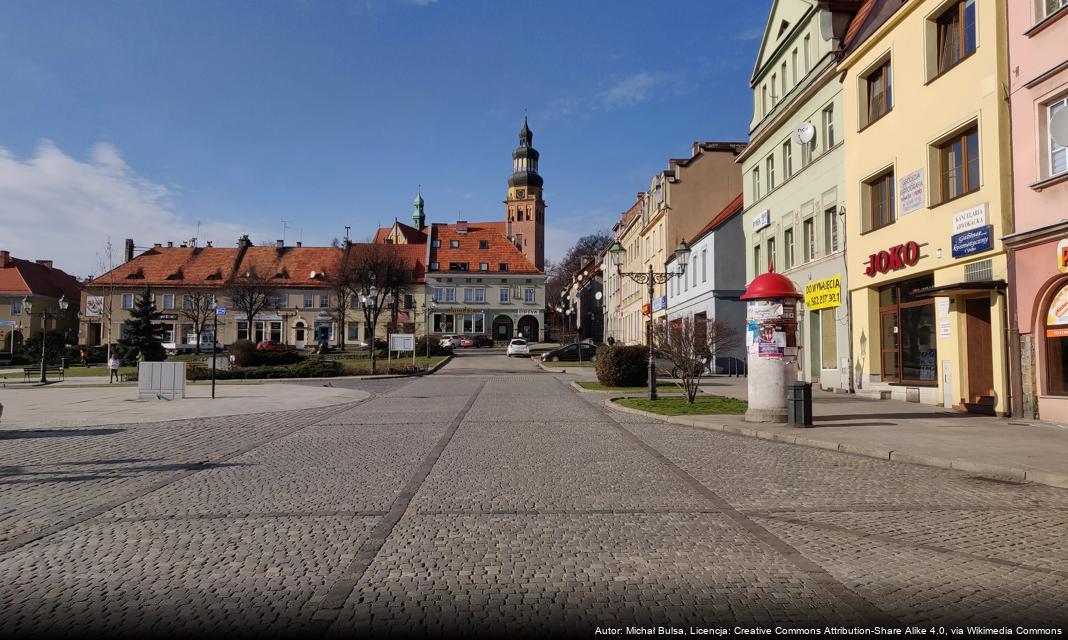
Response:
[[450, 240, 459, 248], [479, 240, 489, 249], [432, 240, 440, 248]]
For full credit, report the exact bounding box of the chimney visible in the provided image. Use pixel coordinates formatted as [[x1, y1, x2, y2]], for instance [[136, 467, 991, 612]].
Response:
[[124, 238, 135, 262], [276, 240, 284, 249], [0, 250, 9, 267], [35, 260, 53, 269], [180, 242, 188, 248], [153, 243, 162, 249], [296, 241, 302, 248], [167, 241, 174, 248], [237, 235, 251, 249], [456, 220, 468, 234], [206, 241, 213, 248]]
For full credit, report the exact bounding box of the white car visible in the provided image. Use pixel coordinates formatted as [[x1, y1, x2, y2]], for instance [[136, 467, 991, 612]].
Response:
[[439, 335, 461, 348], [506, 338, 530, 358]]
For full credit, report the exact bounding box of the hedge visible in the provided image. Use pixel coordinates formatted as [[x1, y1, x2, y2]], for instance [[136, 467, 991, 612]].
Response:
[[187, 358, 342, 380], [595, 345, 647, 388]]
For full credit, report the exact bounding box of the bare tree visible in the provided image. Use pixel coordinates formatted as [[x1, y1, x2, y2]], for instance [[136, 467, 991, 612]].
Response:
[[226, 270, 278, 344], [94, 238, 120, 361], [177, 290, 215, 353], [325, 250, 354, 351], [653, 317, 743, 404], [341, 243, 415, 374]]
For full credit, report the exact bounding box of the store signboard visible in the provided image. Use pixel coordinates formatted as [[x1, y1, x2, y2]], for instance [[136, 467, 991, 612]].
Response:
[[864, 241, 921, 277], [952, 203, 988, 235], [1047, 284, 1068, 327], [804, 274, 842, 310], [898, 169, 925, 215], [751, 210, 771, 232], [950, 225, 993, 258], [84, 296, 104, 317], [1057, 238, 1068, 274], [651, 296, 667, 312]]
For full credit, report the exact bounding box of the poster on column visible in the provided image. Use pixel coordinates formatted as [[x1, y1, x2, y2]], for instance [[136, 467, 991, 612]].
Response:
[[756, 323, 786, 358]]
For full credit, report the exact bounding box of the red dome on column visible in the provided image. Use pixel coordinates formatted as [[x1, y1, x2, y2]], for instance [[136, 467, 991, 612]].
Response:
[[740, 266, 802, 300]]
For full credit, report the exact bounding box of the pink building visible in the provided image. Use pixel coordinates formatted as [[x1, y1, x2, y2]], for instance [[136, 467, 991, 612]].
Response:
[[1005, 0, 1068, 422]]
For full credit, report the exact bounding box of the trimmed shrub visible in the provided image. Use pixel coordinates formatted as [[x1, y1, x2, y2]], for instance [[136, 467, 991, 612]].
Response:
[[228, 340, 257, 367], [595, 345, 647, 387], [186, 358, 342, 380], [250, 349, 303, 367]]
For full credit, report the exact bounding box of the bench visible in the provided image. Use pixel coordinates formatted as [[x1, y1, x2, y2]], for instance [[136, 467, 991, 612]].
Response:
[[23, 365, 65, 382]]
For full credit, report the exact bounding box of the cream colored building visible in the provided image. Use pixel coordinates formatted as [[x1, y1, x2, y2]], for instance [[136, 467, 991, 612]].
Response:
[[842, 0, 1013, 414]]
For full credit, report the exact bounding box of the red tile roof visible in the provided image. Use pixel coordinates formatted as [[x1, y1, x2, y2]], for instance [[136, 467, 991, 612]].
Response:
[[237, 246, 347, 287], [87, 246, 241, 288], [428, 223, 540, 275], [373, 221, 427, 245], [345, 242, 427, 283], [0, 255, 82, 299]]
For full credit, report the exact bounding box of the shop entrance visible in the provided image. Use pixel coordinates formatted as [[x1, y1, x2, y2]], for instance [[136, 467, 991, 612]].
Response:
[[877, 275, 936, 385], [964, 297, 995, 414]]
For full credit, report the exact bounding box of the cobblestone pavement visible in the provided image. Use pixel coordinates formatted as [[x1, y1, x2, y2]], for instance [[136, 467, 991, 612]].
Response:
[[1, 354, 1066, 637]]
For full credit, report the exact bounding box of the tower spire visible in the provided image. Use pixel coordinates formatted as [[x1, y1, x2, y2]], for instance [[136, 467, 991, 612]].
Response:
[[412, 186, 426, 229]]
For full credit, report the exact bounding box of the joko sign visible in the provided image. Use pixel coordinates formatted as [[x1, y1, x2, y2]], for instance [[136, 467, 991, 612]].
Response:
[[864, 241, 921, 277]]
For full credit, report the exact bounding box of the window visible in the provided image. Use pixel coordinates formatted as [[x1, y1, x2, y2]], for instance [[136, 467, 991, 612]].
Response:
[[463, 288, 485, 303], [122, 294, 134, 310], [403, 294, 413, 310], [430, 262, 439, 270], [479, 263, 489, 271], [766, 156, 776, 191], [878, 275, 937, 383], [303, 294, 314, 308], [820, 309, 838, 370], [701, 249, 707, 283], [936, 125, 980, 203], [762, 85, 768, 116], [867, 171, 896, 230], [450, 239, 459, 248], [350, 295, 360, 310], [433, 287, 455, 303], [499, 263, 508, 272], [479, 240, 489, 249], [754, 245, 762, 276], [767, 237, 777, 271], [783, 141, 793, 179], [753, 167, 761, 199], [461, 314, 484, 333], [182, 294, 194, 309], [320, 294, 329, 308], [781, 62, 787, 96], [500, 289, 510, 303], [801, 135, 814, 167], [347, 324, 360, 341], [1046, 282, 1068, 394], [865, 60, 893, 124], [432, 240, 440, 248], [784, 228, 795, 270], [935, 0, 977, 75], [524, 288, 535, 304], [822, 105, 835, 149], [803, 219, 816, 262], [448, 262, 469, 271], [11, 300, 21, 315], [804, 34, 811, 71], [771, 74, 778, 104], [163, 294, 175, 309], [792, 49, 798, 84], [1049, 97, 1067, 177], [237, 321, 249, 341], [824, 207, 839, 254], [1045, 0, 1068, 18]]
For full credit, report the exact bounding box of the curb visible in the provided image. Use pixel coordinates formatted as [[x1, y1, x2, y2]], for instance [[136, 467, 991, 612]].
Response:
[[602, 398, 1068, 490], [572, 381, 691, 395]]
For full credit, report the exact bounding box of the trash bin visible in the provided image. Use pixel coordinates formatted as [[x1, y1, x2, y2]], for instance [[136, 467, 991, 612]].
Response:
[[787, 381, 813, 427]]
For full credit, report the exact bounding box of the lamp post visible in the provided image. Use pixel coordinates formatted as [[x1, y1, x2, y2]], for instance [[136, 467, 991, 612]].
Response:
[[23, 293, 70, 384], [209, 296, 219, 399], [608, 240, 690, 401], [362, 285, 378, 374]]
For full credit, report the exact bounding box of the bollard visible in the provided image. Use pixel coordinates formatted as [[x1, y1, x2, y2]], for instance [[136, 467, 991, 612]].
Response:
[[787, 381, 813, 427]]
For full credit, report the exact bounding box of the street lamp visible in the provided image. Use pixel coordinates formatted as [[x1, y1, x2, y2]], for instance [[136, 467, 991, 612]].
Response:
[[209, 296, 220, 399], [608, 240, 690, 400], [24, 293, 69, 384]]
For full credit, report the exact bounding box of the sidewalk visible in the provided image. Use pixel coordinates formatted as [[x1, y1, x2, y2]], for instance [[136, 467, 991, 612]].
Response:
[[606, 387, 1068, 489], [0, 383, 369, 428]]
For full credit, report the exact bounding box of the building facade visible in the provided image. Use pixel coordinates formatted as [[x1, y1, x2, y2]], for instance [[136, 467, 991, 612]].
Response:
[[0, 250, 82, 352], [1004, 0, 1068, 422], [665, 194, 748, 373], [842, 0, 1013, 414], [603, 195, 643, 344], [740, 0, 860, 393]]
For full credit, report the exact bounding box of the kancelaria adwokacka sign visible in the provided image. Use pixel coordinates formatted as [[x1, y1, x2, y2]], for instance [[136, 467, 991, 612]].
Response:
[[864, 241, 921, 277]]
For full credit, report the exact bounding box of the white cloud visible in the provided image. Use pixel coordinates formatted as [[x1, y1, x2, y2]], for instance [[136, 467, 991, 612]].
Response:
[[736, 26, 763, 41], [403, 0, 438, 5], [600, 72, 664, 109], [0, 141, 251, 278]]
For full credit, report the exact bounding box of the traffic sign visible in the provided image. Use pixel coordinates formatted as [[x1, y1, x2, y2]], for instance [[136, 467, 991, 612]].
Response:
[[215, 307, 226, 316]]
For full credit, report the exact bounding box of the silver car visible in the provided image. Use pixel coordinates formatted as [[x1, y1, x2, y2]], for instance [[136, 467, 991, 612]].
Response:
[[506, 338, 530, 358]]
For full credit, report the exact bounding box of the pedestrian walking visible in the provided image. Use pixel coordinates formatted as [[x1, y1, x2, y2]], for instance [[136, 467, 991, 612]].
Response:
[[80, 349, 89, 368], [108, 355, 120, 383]]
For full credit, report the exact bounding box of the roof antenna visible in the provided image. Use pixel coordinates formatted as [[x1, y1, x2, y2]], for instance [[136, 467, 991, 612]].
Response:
[[281, 219, 290, 245], [344, 226, 350, 243]]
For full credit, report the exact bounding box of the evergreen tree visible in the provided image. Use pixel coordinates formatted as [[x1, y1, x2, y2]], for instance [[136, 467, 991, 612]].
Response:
[[118, 288, 167, 362]]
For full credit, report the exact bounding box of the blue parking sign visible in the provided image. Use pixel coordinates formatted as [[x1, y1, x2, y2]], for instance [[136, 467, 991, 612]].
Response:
[[215, 307, 226, 316]]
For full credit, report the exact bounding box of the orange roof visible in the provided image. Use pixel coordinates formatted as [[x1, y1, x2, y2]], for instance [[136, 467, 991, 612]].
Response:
[[88, 246, 241, 288], [345, 242, 426, 283], [236, 246, 347, 287], [373, 221, 427, 245], [0, 255, 82, 298], [428, 223, 540, 275]]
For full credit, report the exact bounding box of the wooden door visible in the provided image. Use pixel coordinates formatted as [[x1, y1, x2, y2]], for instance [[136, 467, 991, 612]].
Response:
[[964, 297, 994, 410]]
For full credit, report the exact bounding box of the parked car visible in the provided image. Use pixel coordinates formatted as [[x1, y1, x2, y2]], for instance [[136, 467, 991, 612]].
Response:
[[439, 335, 461, 348], [475, 334, 495, 347], [506, 338, 530, 358], [256, 340, 287, 352], [459, 336, 477, 348], [652, 350, 704, 379], [540, 343, 597, 363]]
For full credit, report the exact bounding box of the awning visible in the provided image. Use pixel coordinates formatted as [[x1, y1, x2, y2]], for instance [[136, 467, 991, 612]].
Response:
[[911, 280, 1007, 298]]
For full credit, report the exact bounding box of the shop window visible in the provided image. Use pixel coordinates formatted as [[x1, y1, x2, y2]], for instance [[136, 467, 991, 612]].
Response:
[[1044, 282, 1068, 395], [865, 170, 896, 231], [878, 275, 936, 384], [821, 309, 838, 370], [934, 125, 980, 204], [932, 0, 977, 78]]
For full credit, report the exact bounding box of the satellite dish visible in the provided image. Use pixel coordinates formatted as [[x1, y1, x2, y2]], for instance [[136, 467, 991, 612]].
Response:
[[794, 122, 815, 145], [1051, 107, 1068, 148], [595, 291, 603, 301], [309, 270, 317, 279]]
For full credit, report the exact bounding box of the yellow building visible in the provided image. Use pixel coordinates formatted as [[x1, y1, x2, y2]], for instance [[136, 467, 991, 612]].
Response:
[[841, 0, 1012, 414], [618, 200, 647, 344]]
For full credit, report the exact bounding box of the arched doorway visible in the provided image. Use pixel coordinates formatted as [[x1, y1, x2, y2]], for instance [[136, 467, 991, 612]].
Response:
[[492, 315, 514, 342], [294, 321, 307, 350], [517, 315, 539, 342]]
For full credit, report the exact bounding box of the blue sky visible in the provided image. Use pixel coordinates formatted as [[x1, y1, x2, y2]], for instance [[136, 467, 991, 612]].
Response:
[[0, 0, 768, 276]]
